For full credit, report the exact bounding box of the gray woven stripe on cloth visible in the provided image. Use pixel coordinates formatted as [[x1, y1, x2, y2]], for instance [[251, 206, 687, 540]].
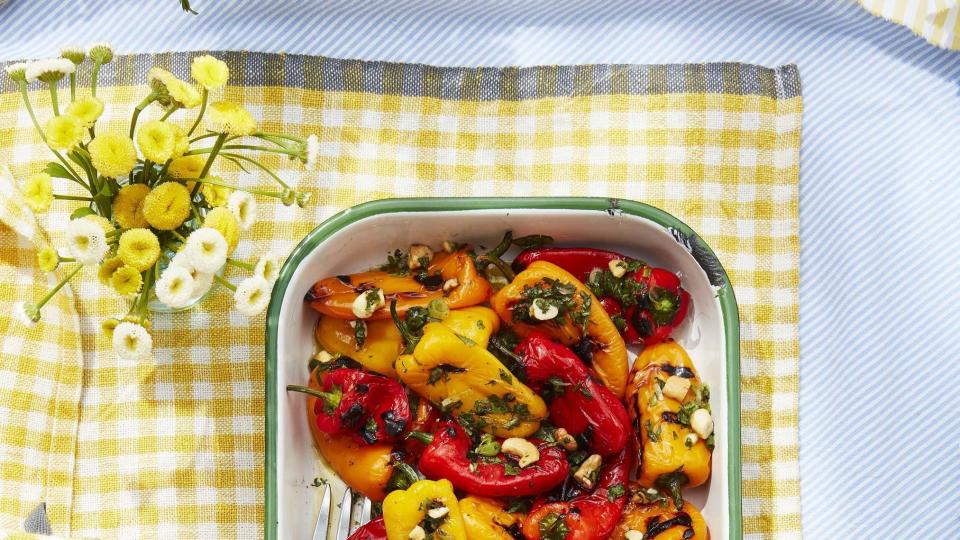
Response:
[[1, 52, 801, 99]]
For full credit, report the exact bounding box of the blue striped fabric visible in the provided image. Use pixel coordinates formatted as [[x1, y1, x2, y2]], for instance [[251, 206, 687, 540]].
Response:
[[2, 1, 959, 538]]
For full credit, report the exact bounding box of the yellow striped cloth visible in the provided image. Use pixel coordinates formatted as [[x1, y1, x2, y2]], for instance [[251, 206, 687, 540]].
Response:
[[0, 53, 802, 539], [860, 0, 960, 49]]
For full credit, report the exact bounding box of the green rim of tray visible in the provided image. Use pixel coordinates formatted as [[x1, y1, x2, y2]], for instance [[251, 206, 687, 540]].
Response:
[[264, 197, 742, 539]]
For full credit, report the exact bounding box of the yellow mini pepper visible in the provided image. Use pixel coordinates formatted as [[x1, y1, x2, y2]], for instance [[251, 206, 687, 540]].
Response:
[[460, 496, 519, 540], [315, 317, 403, 378], [491, 260, 629, 397], [625, 341, 713, 509], [383, 479, 467, 540], [396, 322, 547, 438]]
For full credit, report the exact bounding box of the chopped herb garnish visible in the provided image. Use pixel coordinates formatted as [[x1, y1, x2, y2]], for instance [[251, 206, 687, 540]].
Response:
[[586, 262, 647, 307], [512, 278, 581, 326], [538, 511, 570, 540], [645, 419, 662, 442], [607, 484, 625, 501], [499, 369, 513, 384], [352, 320, 367, 349], [455, 332, 478, 347], [502, 460, 521, 476], [575, 380, 593, 399], [542, 375, 571, 400], [505, 497, 532, 514], [474, 433, 501, 457], [378, 249, 410, 275]]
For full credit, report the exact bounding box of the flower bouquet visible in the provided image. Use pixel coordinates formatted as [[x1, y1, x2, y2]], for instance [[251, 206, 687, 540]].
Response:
[[7, 44, 316, 360]]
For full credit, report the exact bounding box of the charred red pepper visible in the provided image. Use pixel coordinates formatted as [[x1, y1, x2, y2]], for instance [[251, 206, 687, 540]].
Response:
[[346, 517, 386, 540], [400, 395, 441, 458], [287, 367, 411, 445], [521, 450, 632, 540], [412, 421, 569, 498], [513, 247, 690, 347], [513, 332, 629, 456]]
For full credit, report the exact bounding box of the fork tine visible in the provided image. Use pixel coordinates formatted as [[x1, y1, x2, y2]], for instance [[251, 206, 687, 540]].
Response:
[[335, 488, 353, 540], [312, 485, 330, 540], [359, 497, 372, 525]]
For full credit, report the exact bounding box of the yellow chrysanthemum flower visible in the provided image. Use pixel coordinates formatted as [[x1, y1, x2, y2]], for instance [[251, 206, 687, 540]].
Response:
[[111, 265, 143, 295], [203, 206, 239, 255], [45, 114, 84, 150], [66, 96, 104, 126], [118, 228, 160, 272], [89, 133, 138, 178], [83, 214, 115, 235], [201, 180, 232, 207], [22, 172, 53, 212], [137, 120, 176, 163], [101, 317, 120, 338], [207, 101, 256, 136], [170, 123, 189, 158], [168, 79, 202, 109], [98, 256, 124, 285], [168, 154, 206, 179], [112, 184, 150, 228], [142, 182, 191, 230], [37, 246, 60, 272], [191, 54, 229, 90]]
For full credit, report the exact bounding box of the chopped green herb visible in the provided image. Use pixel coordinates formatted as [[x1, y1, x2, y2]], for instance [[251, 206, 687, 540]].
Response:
[[586, 263, 647, 307], [352, 320, 367, 349], [575, 380, 593, 399], [455, 332, 478, 347], [504, 497, 532, 514], [499, 369, 513, 384], [502, 460, 521, 476], [611, 313, 627, 332], [542, 375, 571, 400], [427, 367, 446, 385], [512, 278, 580, 326], [474, 434, 501, 457], [378, 249, 410, 275], [645, 419, 662, 442], [538, 511, 570, 540], [476, 319, 486, 329], [607, 484, 625, 502], [571, 291, 592, 334]]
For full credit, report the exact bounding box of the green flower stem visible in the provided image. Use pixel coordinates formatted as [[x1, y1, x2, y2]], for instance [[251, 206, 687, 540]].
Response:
[[214, 274, 236, 292], [69, 73, 76, 102], [254, 131, 305, 145], [53, 194, 93, 201], [105, 228, 128, 238], [226, 258, 254, 271], [18, 81, 47, 143], [220, 152, 290, 189], [186, 144, 301, 158], [184, 176, 285, 199], [189, 133, 226, 199], [91, 61, 102, 97], [188, 132, 221, 144], [35, 263, 82, 311], [47, 82, 60, 116], [187, 88, 208, 136], [160, 106, 179, 121], [59, 257, 75, 263], [170, 230, 187, 242], [129, 91, 158, 138]]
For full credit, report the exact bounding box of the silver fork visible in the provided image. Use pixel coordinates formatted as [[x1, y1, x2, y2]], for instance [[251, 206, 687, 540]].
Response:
[[313, 485, 373, 540]]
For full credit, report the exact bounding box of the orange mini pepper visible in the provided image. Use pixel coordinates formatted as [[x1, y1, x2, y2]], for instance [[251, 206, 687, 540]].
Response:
[[306, 250, 492, 320], [490, 261, 628, 397]]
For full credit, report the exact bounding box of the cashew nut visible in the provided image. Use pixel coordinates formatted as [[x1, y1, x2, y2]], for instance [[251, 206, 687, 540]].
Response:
[[427, 506, 449, 519], [529, 299, 559, 321], [573, 454, 603, 489], [553, 427, 578, 452], [408, 525, 426, 540], [442, 278, 459, 293], [625, 531, 645, 540], [500, 437, 540, 468], [662, 375, 691, 401], [608, 259, 629, 278], [408, 244, 434, 270], [690, 408, 714, 439], [351, 288, 385, 319]]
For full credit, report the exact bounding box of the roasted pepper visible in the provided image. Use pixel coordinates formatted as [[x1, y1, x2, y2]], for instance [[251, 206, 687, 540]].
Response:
[[460, 496, 521, 540], [626, 341, 713, 509], [514, 332, 630, 455], [383, 478, 467, 540], [521, 450, 632, 540], [514, 247, 691, 348], [306, 249, 492, 320], [396, 322, 548, 438], [401, 395, 441, 457], [298, 369, 417, 501], [412, 421, 569, 497], [610, 497, 709, 540], [490, 261, 629, 397], [347, 517, 387, 540], [287, 367, 411, 445], [315, 317, 404, 378]]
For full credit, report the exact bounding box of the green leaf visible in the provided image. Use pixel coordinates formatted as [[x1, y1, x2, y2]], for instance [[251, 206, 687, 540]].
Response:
[[538, 512, 570, 540], [44, 162, 75, 179], [70, 207, 95, 220]]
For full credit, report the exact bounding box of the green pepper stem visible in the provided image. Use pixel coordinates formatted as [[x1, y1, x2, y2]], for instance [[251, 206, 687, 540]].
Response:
[[404, 431, 435, 444], [478, 230, 516, 282], [389, 298, 419, 353], [386, 462, 421, 492], [285, 384, 342, 410]]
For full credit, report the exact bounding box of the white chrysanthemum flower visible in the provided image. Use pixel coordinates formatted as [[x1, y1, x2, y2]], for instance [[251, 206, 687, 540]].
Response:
[[112, 321, 152, 361], [66, 218, 109, 265], [226, 191, 256, 231], [170, 254, 215, 297], [25, 58, 76, 83], [5, 62, 29, 82], [14, 301, 40, 327], [155, 265, 196, 308], [233, 276, 271, 316], [183, 227, 228, 273], [305, 134, 319, 171], [254, 251, 280, 284]]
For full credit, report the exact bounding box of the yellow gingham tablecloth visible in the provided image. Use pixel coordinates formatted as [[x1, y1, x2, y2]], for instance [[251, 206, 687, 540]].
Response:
[[0, 53, 802, 539], [860, 0, 960, 49]]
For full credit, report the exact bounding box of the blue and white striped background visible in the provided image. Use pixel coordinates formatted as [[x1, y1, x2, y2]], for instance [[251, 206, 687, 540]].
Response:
[[2, 1, 959, 538]]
